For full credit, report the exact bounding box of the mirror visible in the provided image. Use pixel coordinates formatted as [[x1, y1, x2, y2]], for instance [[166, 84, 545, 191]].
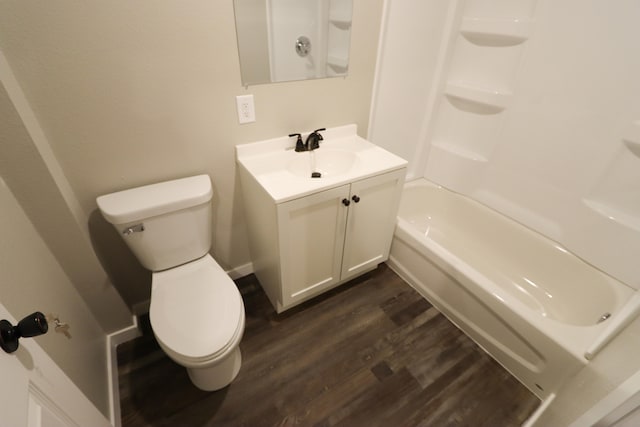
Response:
[[233, 0, 354, 86]]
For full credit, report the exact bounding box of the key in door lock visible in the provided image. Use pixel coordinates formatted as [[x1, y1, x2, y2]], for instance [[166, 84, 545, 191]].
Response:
[[47, 314, 71, 339]]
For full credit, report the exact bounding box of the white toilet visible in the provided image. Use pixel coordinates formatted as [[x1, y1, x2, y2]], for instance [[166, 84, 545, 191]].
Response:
[[96, 174, 245, 391]]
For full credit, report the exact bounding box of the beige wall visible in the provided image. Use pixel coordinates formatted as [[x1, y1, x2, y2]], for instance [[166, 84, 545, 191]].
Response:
[[0, 53, 133, 333], [0, 0, 384, 308], [0, 176, 111, 416], [0, 58, 133, 417]]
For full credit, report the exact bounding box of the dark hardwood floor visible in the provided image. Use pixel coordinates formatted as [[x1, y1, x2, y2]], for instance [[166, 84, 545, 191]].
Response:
[[117, 264, 539, 427]]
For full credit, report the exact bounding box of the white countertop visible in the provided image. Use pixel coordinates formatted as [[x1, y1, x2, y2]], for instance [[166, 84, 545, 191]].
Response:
[[236, 124, 408, 203]]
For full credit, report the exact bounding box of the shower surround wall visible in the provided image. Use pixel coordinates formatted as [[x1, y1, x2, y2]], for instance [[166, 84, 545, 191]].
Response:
[[267, 0, 352, 81], [268, 0, 326, 81], [372, 0, 640, 290]]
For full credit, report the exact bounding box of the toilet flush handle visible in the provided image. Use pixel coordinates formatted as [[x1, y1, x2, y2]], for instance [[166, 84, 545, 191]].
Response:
[[123, 223, 145, 236]]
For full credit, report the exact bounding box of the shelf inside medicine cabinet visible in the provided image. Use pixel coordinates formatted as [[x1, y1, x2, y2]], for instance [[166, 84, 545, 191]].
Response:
[[460, 17, 532, 46], [444, 82, 512, 114]]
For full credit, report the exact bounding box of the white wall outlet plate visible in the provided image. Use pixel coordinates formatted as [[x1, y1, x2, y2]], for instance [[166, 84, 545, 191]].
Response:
[[236, 94, 256, 124]]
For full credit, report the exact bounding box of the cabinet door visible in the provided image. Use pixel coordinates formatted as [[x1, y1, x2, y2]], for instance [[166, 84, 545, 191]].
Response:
[[341, 169, 405, 281], [277, 184, 350, 308]]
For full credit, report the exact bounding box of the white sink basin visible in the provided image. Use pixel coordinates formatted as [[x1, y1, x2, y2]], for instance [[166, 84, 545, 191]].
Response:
[[287, 149, 358, 178], [236, 124, 408, 202]]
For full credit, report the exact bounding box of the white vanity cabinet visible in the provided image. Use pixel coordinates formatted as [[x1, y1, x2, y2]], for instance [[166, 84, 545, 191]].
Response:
[[277, 169, 405, 310], [236, 124, 408, 313]]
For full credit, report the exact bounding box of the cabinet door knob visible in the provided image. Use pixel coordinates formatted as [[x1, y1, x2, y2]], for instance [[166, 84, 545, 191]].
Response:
[[342, 198, 350, 206], [351, 195, 360, 203]]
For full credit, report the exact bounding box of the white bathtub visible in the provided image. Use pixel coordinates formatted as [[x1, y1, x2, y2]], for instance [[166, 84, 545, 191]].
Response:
[[388, 179, 634, 399]]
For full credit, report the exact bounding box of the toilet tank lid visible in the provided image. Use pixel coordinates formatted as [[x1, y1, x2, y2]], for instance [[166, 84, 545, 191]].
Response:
[[97, 175, 212, 224]]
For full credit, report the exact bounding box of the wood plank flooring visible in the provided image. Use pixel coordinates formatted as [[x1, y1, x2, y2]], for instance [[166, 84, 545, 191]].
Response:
[[118, 264, 539, 427]]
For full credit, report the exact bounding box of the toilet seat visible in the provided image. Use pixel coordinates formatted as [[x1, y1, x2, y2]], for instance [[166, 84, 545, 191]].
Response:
[[149, 255, 244, 364]]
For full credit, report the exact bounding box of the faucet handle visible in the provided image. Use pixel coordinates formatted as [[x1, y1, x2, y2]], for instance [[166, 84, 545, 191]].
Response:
[[313, 128, 326, 140], [289, 133, 306, 152], [309, 128, 326, 150]]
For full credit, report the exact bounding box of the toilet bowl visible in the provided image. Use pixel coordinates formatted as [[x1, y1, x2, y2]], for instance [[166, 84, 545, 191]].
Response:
[[150, 255, 245, 390], [96, 175, 245, 391]]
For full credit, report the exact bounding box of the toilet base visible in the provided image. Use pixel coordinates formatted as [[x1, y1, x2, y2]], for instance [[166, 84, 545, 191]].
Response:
[[187, 346, 242, 391]]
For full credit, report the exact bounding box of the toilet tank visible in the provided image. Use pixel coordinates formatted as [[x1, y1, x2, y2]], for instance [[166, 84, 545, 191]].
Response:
[[97, 175, 213, 271]]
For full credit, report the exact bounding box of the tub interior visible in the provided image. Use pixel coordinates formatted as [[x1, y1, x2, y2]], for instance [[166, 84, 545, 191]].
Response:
[[398, 182, 632, 327]]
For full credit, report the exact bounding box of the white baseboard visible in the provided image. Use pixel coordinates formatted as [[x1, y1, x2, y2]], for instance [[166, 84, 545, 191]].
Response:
[[226, 261, 254, 280], [106, 316, 141, 427]]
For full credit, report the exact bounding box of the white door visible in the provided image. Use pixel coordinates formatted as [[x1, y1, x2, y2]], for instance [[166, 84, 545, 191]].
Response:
[[0, 302, 111, 427]]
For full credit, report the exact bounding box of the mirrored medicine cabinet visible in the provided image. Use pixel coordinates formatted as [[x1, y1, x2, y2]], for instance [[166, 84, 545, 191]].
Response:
[[233, 0, 354, 86]]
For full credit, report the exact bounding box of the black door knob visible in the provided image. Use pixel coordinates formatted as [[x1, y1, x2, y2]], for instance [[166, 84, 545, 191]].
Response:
[[352, 195, 360, 203], [0, 312, 48, 354], [342, 198, 350, 206]]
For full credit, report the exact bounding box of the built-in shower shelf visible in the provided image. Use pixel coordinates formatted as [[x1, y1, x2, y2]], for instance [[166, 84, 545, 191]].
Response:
[[329, 13, 352, 30], [444, 83, 512, 114], [460, 17, 532, 46], [583, 199, 640, 233], [327, 55, 348, 71], [622, 121, 640, 158], [431, 141, 489, 162]]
